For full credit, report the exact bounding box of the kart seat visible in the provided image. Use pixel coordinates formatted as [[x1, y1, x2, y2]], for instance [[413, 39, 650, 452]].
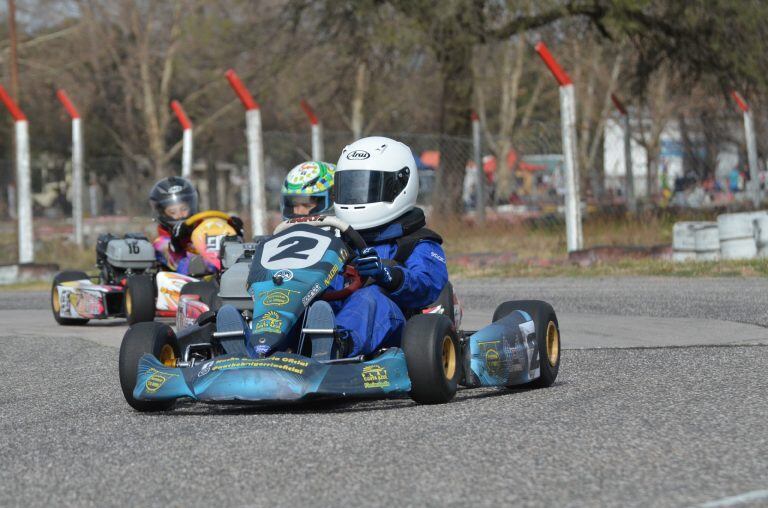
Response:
[[406, 281, 457, 325]]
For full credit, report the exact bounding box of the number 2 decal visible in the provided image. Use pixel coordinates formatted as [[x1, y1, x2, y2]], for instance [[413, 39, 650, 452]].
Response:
[[260, 230, 331, 269], [267, 236, 319, 262]]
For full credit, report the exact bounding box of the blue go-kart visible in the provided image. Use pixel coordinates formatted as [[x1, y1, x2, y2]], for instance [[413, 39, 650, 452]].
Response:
[[118, 216, 561, 411]]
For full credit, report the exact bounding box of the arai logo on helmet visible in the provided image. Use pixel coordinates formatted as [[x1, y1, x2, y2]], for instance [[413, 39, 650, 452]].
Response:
[[167, 185, 183, 193], [346, 150, 370, 160]]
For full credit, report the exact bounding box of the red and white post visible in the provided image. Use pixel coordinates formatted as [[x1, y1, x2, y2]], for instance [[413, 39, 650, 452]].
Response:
[[56, 90, 84, 246], [300, 99, 323, 161], [611, 93, 636, 213], [171, 100, 193, 178], [0, 85, 32, 262], [731, 91, 762, 207], [535, 42, 583, 252], [226, 69, 266, 236]]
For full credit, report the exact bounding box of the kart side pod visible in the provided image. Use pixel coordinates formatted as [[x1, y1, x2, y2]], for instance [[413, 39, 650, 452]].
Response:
[[462, 311, 542, 388]]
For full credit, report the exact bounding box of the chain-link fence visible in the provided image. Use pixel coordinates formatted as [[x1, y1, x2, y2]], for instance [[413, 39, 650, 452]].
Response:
[[0, 125, 571, 227]]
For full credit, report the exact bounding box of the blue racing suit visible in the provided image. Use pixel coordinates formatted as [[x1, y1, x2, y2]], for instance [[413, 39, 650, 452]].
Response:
[[330, 219, 448, 356]]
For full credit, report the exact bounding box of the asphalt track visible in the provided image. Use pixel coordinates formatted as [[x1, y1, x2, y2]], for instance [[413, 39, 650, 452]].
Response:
[[1, 277, 767, 507]]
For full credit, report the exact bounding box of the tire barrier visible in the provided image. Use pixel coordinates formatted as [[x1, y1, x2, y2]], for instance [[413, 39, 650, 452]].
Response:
[[673, 211, 768, 262]]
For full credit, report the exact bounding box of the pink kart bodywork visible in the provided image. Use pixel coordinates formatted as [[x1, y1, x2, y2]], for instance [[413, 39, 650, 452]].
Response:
[[54, 271, 198, 322], [176, 295, 211, 330]]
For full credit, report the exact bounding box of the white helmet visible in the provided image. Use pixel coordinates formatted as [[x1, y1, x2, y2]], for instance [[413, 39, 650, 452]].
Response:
[[334, 136, 419, 230]]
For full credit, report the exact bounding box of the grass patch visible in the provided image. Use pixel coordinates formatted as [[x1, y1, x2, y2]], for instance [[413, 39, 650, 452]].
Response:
[[0, 280, 50, 291], [0, 233, 95, 272], [449, 257, 768, 278], [435, 209, 714, 259]]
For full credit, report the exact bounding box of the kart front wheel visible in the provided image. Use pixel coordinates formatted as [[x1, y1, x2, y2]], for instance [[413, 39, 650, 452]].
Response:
[[125, 274, 155, 325], [51, 271, 90, 325], [402, 314, 461, 404], [493, 300, 560, 388], [119, 322, 179, 412]]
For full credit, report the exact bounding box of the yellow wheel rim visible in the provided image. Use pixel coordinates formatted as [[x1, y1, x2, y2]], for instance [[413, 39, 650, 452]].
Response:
[[441, 335, 456, 380], [125, 291, 132, 316], [159, 344, 176, 367], [52, 286, 60, 313], [546, 321, 559, 367]]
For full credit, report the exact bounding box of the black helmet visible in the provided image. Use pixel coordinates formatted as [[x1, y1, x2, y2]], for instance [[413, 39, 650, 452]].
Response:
[[149, 176, 198, 230]]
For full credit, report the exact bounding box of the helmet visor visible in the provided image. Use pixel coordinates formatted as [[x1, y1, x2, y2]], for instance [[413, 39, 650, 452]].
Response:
[[281, 194, 328, 218], [154, 192, 198, 224], [335, 168, 410, 205]]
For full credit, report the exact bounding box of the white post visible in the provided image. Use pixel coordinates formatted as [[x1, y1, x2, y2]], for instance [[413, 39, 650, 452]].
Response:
[[15, 119, 33, 263], [182, 128, 193, 178], [72, 117, 84, 246], [622, 114, 636, 213], [743, 110, 761, 207], [311, 122, 323, 161], [246, 108, 266, 236], [471, 114, 486, 224], [559, 84, 583, 251]]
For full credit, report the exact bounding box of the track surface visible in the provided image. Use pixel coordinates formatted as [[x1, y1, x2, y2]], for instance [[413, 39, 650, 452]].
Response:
[[1, 278, 767, 507]]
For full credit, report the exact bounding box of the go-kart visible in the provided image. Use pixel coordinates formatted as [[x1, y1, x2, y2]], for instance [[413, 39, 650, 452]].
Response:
[[51, 211, 237, 326], [118, 216, 561, 410]]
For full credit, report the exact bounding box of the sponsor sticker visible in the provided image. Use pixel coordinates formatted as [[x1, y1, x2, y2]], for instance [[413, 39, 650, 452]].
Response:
[[144, 368, 178, 393], [274, 269, 293, 281], [259, 288, 299, 307], [302, 283, 323, 306], [197, 360, 214, 377], [254, 311, 283, 334], [254, 344, 271, 356], [362, 365, 390, 389], [478, 340, 504, 377], [324, 264, 339, 286], [485, 348, 502, 376], [212, 356, 309, 375]]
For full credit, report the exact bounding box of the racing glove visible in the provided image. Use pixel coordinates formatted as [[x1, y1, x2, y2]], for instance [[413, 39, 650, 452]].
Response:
[[170, 221, 192, 253], [353, 247, 403, 291], [228, 215, 245, 238]]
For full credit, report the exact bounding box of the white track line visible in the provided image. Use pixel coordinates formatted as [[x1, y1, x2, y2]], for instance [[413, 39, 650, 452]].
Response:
[[698, 490, 768, 507]]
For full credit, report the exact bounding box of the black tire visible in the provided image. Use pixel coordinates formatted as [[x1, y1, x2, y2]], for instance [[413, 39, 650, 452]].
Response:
[[180, 280, 221, 312], [125, 274, 156, 325], [119, 322, 179, 412], [402, 314, 461, 404], [51, 270, 91, 325], [492, 300, 560, 388]]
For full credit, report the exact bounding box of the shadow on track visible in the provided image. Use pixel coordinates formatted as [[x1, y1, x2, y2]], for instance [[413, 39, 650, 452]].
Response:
[[132, 382, 568, 417]]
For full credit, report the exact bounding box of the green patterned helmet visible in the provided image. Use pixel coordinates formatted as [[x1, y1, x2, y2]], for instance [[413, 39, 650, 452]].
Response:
[[280, 161, 335, 218]]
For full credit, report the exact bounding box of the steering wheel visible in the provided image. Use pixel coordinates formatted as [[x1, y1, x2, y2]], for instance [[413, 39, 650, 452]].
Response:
[[273, 215, 367, 301], [184, 210, 231, 227]]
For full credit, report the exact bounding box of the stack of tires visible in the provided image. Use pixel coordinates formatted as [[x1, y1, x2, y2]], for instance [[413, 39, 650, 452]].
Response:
[[718, 213, 757, 260], [672, 222, 700, 262]]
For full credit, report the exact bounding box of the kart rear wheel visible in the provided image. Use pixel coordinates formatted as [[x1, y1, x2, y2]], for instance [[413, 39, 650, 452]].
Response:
[[180, 280, 221, 312], [119, 322, 179, 412], [493, 300, 560, 388], [125, 274, 155, 325], [402, 314, 461, 404], [51, 271, 90, 325]]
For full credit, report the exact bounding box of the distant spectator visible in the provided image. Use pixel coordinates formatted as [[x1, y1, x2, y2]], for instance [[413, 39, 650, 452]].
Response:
[[729, 167, 743, 192]]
